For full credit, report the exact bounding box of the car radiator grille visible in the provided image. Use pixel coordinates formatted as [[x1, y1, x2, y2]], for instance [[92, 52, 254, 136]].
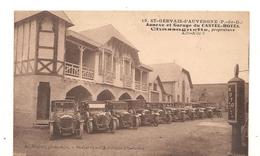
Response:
[[60, 117, 73, 128]]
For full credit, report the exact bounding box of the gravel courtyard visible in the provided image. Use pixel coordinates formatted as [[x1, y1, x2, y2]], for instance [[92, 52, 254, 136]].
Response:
[[14, 116, 231, 156]]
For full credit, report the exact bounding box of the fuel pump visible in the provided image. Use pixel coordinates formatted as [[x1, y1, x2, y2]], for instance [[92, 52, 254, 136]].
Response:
[[227, 64, 245, 154]]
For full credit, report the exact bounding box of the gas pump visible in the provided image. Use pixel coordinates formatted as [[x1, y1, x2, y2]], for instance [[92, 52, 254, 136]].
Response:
[[227, 64, 246, 154]]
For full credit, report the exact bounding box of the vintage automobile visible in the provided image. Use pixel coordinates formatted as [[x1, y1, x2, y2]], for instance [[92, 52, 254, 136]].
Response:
[[165, 103, 186, 122], [215, 108, 223, 118], [196, 108, 206, 119], [204, 107, 213, 118], [126, 100, 160, 126], [178, 108, 188, 121], [184, 106, 196, 120], [106, 100, 140, 129], [148, 102, 172, 124], [79, 101, 117, 133], [49, 100, 84, 140]]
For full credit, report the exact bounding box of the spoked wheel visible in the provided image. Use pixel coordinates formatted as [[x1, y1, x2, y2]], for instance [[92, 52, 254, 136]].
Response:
[[115, 118, 120, 129], [77, 122, 84, 139], [86, 121, 93, 134], [153, 116, 159, 127], [110, 119, 117, 133], [133, 117, 139, 129], [49, 122, 54, 140], [166, 115, 172, 123], [137, 117, 141, 127]]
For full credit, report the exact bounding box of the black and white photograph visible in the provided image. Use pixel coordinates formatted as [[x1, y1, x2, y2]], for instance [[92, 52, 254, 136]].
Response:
[[13, 11, 249, 156]]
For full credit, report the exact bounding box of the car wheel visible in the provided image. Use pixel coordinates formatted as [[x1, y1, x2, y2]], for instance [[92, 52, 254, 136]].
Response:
[[137, 117, 142, 127], [78, 123, 84, 139], [115, 118, 120, 129], [49, 122, 54, 140], [87, 121, 93, 134], [133, 117, 139, 129], [153, 116, 159, 127], [110, 119, 117, 133], [167, 115, 172, 123]]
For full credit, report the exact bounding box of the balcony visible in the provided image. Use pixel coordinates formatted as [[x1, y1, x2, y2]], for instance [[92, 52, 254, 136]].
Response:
[[142, 83, 148, 91], [123, 75, 133, 89], [103, 71, 114, 84], [64, 62, 94, 80], [135, 81, 141, 90], [135, 81, 148, 91]]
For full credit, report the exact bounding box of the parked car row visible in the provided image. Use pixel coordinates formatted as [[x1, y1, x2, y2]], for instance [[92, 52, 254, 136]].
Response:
[[49, 99, 222, 140]]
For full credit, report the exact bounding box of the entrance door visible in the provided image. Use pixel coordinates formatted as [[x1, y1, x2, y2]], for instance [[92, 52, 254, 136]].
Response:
[[36, 82, 50, 120]]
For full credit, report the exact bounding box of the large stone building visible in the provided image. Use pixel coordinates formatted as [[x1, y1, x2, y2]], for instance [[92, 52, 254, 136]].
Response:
[[149, 63, 193, 103], [14, 11, 152, 127]]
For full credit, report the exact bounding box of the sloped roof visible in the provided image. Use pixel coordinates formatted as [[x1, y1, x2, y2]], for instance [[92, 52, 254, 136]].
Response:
[[149, 63, 193, 88], [66, 30, 101, 47], [14, 11, 73, 27], [79, 24, 137, 50], [138, 63, 153, 72], [148, 72, 166, 94]]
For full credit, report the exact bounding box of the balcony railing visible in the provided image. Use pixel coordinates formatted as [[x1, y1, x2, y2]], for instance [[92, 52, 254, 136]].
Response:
[[135, 81, 148, 91], [64, 62, 80, 77], [64, 62, 94, 80], [142, 83, 148, 91], [103, 71, 114, 84], [123, 75, 133, 88], [82, 66, 94, 80], [135, 81, 141, 90]]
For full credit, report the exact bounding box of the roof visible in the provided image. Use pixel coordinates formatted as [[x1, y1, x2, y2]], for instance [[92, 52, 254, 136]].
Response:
[[66, 30, 101, 48], [14, 11, 73, 27], [148, 72, 166, 94], [137, 63, 153, 72], [149, 63, 193, 88], [79, 24, 137, 51]]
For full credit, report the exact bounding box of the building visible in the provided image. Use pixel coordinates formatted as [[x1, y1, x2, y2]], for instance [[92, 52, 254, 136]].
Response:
[[14, 11, 152, 127], [148, 72, 172, 102], [149, 63, 193, 103]]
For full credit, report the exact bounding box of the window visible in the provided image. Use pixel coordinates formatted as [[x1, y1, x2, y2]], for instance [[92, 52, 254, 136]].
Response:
[[124, 59, 130, 76], [104, 52, 112, 72]]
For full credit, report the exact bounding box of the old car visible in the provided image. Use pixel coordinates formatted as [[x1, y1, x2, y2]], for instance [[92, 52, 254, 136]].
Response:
[[106, 100, 140, 129], [148, 102, 172, 124], [126, 100, 159, 126], [197, 108, 206, 119], [165, 103, 185, 122], [184, 106, 196, 120], [49, 100, 84, 140], [215, 107, 223, 118], [204, 107, 213, 118], [79, 101, 117, 133]]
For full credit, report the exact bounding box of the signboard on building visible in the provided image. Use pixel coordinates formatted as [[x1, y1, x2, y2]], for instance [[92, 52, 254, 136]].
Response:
[[228, 83, 237, 124]]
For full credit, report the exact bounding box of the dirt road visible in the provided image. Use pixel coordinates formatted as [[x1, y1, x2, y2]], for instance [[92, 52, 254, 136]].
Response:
[[14, 117, 231, 156]]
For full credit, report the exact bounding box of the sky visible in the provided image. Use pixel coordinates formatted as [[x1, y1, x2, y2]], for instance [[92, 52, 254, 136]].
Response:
[[65, 11, 249, 84]]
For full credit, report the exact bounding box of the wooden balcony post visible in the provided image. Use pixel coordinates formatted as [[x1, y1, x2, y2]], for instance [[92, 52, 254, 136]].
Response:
[[140, 70, 143, 90], [102, 48, 105, 74], [78, 46, 85, 79]]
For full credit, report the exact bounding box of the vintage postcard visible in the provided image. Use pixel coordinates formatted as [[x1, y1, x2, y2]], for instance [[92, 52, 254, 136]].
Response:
[[14, 11, 249, 156]]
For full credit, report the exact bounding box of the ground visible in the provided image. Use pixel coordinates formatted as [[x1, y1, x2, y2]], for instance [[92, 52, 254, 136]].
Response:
[[14, 115, 233, 156]]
